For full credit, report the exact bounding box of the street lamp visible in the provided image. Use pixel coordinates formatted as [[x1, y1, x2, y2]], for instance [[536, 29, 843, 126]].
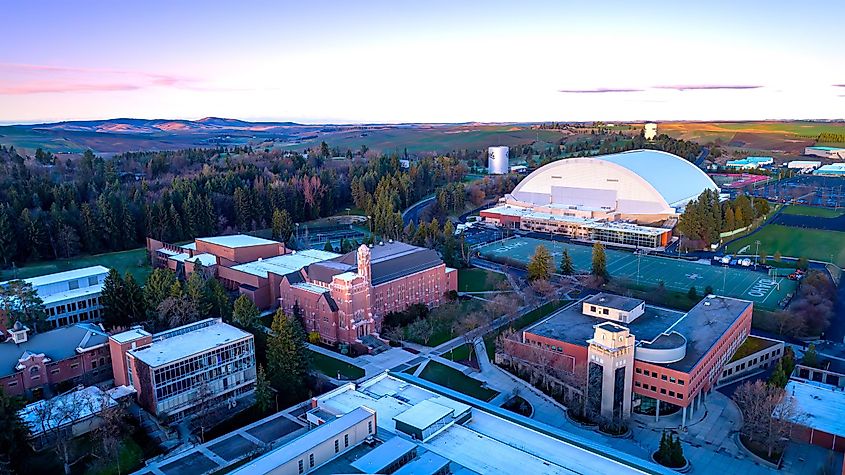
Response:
[[754, 240, 761, 269]]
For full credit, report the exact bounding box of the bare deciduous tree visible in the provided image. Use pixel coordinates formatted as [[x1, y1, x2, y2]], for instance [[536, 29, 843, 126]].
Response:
[[733, 380, 803, 458]]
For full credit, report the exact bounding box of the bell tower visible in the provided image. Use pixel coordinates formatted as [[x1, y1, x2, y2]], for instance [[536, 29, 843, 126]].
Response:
[[357, 244, 372, 284]]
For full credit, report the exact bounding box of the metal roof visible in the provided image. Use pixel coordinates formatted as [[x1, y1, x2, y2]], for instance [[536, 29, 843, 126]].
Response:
[[0, 323, 108, 378]]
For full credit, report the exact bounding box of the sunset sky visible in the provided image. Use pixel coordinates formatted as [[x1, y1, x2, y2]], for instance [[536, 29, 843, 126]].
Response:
[[2, 0, 843, 124]]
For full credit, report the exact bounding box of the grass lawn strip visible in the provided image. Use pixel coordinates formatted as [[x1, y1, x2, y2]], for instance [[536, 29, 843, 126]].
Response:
[[0, 247, 151, 283], [418, 361, 498, 401], [307, 350, 365, 379]]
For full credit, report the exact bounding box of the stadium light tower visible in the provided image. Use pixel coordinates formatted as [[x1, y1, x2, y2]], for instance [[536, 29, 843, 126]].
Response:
[[754, 240, 761, 269]]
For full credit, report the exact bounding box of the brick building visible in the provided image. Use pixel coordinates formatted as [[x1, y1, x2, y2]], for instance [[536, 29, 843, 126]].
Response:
[[147, 235, 458, 345], [109, 318, 256, 422], [506, 293, 751, 425], [0, 322, 111, 399]]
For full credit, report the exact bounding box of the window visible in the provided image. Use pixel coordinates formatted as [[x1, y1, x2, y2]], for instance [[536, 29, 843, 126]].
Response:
[[368, 421, 373, 434], [590, 306, 596, 312], [634, 381, 641, 387], [650, 385, 656, 391], [7, 381, 17, 387], [660, 388, 667, 394], [298, 460, 304, 474], [602, 309, 609, 315], [70, 363, 79, 369], [669, 390, 675, 397], [334, 440, 339, 453], [68, 279, 79, 290], [88, 276, 98, 286], [678, 379, 685, 386], [678, 394, 684, 400], [92, 360, 98, 369], [344, 434, 349, 447], [635, 368, 642, 374], [309, 454, 314, 467]]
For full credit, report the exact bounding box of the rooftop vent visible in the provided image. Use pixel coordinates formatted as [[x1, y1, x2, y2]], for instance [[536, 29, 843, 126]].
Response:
[[257, 257, 263, 261], [379, 241, 384, 246], [388, 239, 393, 243], [704, 302, 711, 306]]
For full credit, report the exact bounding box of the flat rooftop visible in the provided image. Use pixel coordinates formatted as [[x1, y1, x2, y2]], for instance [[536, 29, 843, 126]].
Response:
[[231, 249, 339, 278], [110, 327, 152, 344], [314, 373, 667, 475], [129, 321, 251, 367], [4, 265, 109, 288], [526, 295, 750, 373], [229, 407, 374, 475], [393, 398, 453, 430], [784, 380, 845, 437], [584, 293, 644, 312], [197, 234, 280, 248]]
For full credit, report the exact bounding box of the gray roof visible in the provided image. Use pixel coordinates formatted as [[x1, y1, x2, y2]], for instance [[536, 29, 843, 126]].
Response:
[[393, 451, 450, 475], [0, 323, 108, 378], [527, 295, 750, 373], [584, 293, 644, 312], [328, 242, 445, 286], [305, 261, 353, 284]]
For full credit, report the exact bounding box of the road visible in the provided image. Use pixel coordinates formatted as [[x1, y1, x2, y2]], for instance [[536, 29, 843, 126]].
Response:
[[694, 146, 710, 167], [402, 195, 435, 226]]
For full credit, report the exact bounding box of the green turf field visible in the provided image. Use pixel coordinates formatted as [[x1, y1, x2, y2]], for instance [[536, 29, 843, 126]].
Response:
[[781, 205, 845, 218], [476, 237, 795, 309], [457, 268, 507, 292], [0, 247, 151, 283], [726, 224, 845, 267]]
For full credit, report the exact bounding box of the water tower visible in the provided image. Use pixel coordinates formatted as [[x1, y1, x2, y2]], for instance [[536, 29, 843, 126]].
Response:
[[488, 146, 509, 175]]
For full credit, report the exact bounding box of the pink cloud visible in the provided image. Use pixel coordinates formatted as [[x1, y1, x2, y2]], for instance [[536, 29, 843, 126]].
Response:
[[654, 84, 762, 91], [0, 82, 143, 94], [0, 62, 196, 95], [558, 87, 644, 94]]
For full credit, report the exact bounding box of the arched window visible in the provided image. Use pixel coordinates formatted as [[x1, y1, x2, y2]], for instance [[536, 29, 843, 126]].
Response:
[[29, 366, 39, 376]]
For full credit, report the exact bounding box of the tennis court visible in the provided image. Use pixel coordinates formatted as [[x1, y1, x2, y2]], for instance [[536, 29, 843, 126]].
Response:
[[477, 237, 795, 309]]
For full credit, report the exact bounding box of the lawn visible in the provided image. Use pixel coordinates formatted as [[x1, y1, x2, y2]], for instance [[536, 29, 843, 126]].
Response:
[[418, 361, 498, 401], [307, 350, 365, 380], [781, 205, 844, 219], [457, 268, 507, 292], [727, 224, 845, 266], [84, 438, 144, 475], [0, 247, 151, 283], [729, 335, 779, 363]]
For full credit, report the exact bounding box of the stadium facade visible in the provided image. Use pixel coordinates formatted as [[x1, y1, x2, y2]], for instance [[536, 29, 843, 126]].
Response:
[[480, 150, 719, 249]]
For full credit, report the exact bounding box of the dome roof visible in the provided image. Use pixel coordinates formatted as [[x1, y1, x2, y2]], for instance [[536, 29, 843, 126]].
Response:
[[509, 150, 718, 214]]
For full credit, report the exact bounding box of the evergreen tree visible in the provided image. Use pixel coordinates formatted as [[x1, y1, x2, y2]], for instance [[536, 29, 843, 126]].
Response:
[[768, 359, 788, 387], [292, 301, 305, 330], [232, 294, 260, 329], [803, 343, 819, 368], [186, 271, 211, 317], [254, 365, 274, 414], [323, 240, 335, 252], [271, 209, 283, 240], [758, 248, 767, 265], [206, 279, 232, 320], [773, 250, 782, 263], [266, 309, 310, 403], [0, 207, 16, 267], [124, 273, 146, 325], [0, 388, 29, 474], [101, 269, 128, 329], [168, 280, 184, 299], [144, 268, 177, 317], [526, 244, 552, 281], [591, 242, 608, 280], [0, 280, 46, 332], [560, 249, 574, 275], [687, 286, 698, 300], [670, 434, 685, 467]]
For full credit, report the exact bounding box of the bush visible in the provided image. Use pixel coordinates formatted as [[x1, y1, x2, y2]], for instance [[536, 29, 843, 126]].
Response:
[[349, 342, 370, 357], [654, 431, 686, 468]]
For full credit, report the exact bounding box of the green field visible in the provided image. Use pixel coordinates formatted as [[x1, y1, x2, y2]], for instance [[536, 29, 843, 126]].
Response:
[[477, 237, 796, 309], [727, 224, 845, 267], [418, 361, 499, 401], [307, 350, 365, 380], [0, 247, 151, 283], [457, 268, 507, 292], [781, 205, 845, 218]]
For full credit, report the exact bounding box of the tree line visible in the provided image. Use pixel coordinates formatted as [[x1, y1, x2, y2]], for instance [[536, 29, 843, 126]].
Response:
[[676, 190, 770, 248]]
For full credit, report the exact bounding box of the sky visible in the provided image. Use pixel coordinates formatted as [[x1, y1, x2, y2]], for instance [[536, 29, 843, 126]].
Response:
[[1, 0, 844, 124]]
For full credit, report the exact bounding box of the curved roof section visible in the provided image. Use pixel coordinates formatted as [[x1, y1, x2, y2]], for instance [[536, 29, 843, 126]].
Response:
[[511, 150, 718, 211], [599, 150, 718, 206]]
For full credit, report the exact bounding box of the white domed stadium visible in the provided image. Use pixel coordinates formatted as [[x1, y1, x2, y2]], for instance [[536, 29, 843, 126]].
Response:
[[480, 150, 719, 249]]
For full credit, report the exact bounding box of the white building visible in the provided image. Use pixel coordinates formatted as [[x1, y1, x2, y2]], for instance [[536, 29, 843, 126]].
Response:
[[1, 266, 109, 329], [787, 160, 822, 173], [805, 146, 845, 159], [488, 146, 509, 175], [644, 123, 658, 140]]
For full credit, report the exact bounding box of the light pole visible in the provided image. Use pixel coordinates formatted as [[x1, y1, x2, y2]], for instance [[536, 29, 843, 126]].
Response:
[[754, 240, 761, 269]]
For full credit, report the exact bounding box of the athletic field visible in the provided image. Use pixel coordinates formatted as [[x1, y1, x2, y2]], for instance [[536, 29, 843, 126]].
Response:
[[477, 237, 795, 309]]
